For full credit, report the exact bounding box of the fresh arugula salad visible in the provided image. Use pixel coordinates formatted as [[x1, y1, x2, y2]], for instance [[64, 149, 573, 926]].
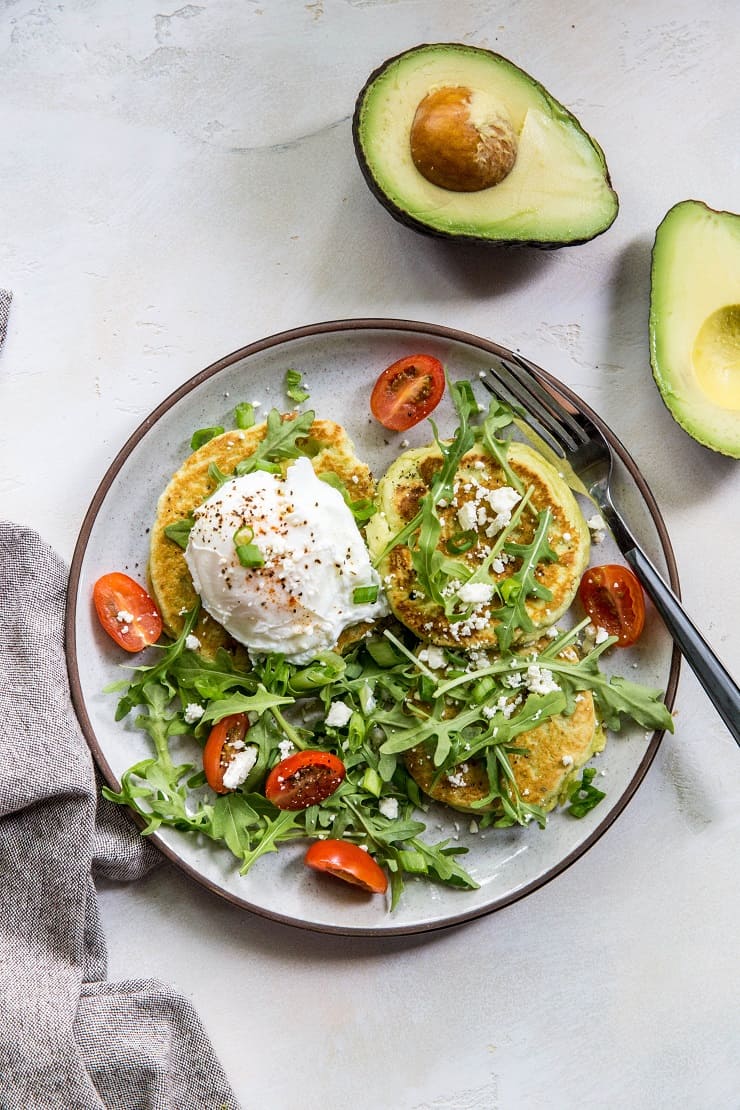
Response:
[[96, 364, 674, 910]]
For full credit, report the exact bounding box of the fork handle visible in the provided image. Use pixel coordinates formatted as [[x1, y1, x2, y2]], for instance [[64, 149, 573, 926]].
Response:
[[625, 547, 740, 745]]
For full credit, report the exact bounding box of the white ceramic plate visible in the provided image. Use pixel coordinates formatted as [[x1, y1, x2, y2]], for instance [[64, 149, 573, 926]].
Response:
[[66, 319, 679, 936]]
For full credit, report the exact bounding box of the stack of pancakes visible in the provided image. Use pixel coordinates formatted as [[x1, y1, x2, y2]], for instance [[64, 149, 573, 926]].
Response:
[[149, 414, 602, 816]]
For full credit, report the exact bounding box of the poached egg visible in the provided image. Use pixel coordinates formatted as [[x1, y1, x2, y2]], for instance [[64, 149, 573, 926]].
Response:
[[184, 455, 387, 663]]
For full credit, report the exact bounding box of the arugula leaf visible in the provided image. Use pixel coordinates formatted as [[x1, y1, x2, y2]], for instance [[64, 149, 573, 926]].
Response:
[[491, 509, 556, 651], [318, 470, 377, 525], [234, 408, 315, 476], [284, 368, 310, 404], [566, 766, 606, 818], [191, 426, 225, 451], [163, 515, 194, 550]]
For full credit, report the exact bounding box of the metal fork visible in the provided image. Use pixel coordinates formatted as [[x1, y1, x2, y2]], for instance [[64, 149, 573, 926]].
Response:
[[481, 351, 740, 746]]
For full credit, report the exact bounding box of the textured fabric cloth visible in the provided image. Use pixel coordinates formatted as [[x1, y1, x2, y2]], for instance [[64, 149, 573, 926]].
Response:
[[0, 299, 239, 1108], [0, 289, 11, 347]]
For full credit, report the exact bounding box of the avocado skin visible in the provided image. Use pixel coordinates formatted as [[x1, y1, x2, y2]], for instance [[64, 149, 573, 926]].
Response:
[[352, 43, 619, 249], [649, 199, 740, 459]]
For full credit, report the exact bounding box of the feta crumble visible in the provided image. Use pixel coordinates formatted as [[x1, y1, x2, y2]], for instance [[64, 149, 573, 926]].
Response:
[[456, 502, 478, 532], [183, 703, 205, 724], [185, 634, 201, 651], [222, 746, 258, 790], [116, 609, 134, 624], [325, 701, 352, 728], [587, 514, 606, 543], [457, 581, 494, 605], [378, 797, 399, 820], [419, 645, 447, 670], [525, 665, 561, 695]]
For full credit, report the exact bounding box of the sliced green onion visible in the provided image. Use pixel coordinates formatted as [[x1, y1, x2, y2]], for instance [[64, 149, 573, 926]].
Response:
[[397, 850, 428, 875], [446, 530, 477, 554], [191, 425, 224, 451], [353, 585, 379, 605], [234, 402, 256, 429], [235, 543, 264, 568], [361, 768, 383, 797], [472, 675, 496, 703], [233, 524, 254, 546]]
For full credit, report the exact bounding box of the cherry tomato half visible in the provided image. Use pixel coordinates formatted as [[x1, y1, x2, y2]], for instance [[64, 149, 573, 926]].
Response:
[[370, 354, 445, 432], [304, 839, 388, 894], [203, 713, 251, 794], [578, 563, 646, 647], [265, 750, 346, 810], [92, 572, 163, 653]]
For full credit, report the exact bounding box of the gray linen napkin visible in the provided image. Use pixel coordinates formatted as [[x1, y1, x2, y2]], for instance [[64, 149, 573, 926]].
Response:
[[0, 295, 239, 1109]]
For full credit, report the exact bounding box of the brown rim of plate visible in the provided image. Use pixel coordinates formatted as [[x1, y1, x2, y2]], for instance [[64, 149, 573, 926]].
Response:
[[65, 318, 681, 938]]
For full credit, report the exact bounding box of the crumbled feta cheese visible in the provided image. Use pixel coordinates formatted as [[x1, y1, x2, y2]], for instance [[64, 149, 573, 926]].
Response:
[[222, 746, 258, 790], [183, 703, 204, 724], [278, 740, 295, 760], [378, 797, 399, 820], [491, 557, 505, 575], [496, 695, 519, 719], [116, 609, 134, 624], [594, 626, 610, 645], [469, 819, 479, 833], [457, 502, 478, 532], [185, 634, 201, 651], [525, 665, 561, 695], [325, 700, 352, 728], [419, 645, 447, 670], [483, 486, 521, 534], [457, 581, 494, 605], [562, 754, 574, 767], [562, 532, 571, 542], [587, 514, 606, 543], [447, 771, 466, 787]]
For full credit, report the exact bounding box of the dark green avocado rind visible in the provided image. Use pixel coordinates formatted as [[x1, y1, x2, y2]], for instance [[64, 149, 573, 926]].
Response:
[[352, 42, 619, 248], [648, 199, 740, 459]]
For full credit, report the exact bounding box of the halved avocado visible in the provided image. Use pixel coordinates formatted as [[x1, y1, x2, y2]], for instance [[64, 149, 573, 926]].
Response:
[[649, 200, 740, 459], [352, 43, 619, 247]]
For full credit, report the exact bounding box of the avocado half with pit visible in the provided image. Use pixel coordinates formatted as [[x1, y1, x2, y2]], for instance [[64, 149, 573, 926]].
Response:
[[649, 200, 740, 459], [352, 43, 619, 247]]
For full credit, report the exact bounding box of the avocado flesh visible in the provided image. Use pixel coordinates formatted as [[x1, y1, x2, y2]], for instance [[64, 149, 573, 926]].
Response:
[[649, 200, 740, 458], [353, 43, 618, 246]]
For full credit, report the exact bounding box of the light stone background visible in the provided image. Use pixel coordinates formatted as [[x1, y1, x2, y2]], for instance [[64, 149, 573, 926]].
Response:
[[1, 2, 739, 1108]]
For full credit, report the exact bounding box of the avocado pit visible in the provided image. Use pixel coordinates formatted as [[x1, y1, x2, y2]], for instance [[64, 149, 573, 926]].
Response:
[[409, 85, 518, 192]]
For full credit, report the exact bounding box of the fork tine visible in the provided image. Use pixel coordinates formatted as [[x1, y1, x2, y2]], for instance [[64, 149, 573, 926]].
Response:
[[506, 353, 590, 449], [480, 369, 570, 459]]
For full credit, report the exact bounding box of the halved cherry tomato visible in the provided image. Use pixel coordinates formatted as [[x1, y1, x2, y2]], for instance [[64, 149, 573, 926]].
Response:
[[265, 750, 345, 810], [92, 572, 163, 653], [203, 713, 251, 794], [578, 563, 646, 647], [370, 354, 445, 432], [305, 839, 388, 894]]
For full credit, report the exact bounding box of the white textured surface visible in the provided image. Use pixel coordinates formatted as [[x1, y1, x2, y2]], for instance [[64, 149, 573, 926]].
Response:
[[1, 2, 738, 1107]]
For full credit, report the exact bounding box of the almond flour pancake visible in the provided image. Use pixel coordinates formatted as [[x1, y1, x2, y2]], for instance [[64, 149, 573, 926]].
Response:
[[365, 439, 590, 649], [404, 648, 603, 814], [149, 416, 377, 660]]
